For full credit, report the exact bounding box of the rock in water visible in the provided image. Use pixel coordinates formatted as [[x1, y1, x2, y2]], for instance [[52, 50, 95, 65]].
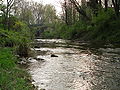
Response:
[[40, 89, 45, 90], [51, 54, 58, 57], [34, 57, 44, 61], [37, 58, 44, 61]]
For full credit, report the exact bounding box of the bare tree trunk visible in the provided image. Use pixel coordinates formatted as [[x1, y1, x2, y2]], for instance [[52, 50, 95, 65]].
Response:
[[112, 0, 120, 17], [5, 0, 14, 30], [99, 0, 102, 6], [6, 0, 9, 30], [64, 0, 69, 25], [73, 7, 76, 24], [105, 0, 108, 11], [69, 0, 90, 21]]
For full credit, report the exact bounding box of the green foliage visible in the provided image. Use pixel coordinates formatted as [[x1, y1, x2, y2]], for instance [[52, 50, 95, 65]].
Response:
[[13, 21, 25, 31], [44, 4, 57, 24], [0, 48, 15, 69], [42, 30, 55, 38], [0, 29, 19, 47], [0, 20, 32, 57], [0, 29, 30, 47], [42, 9, 120, 43], [90, 9, 120, 42], [13, 21, 31, 38], [16, 42, 30, 57], [42, 21, 88, 39], [92, 10, 114, 31], [0, 4, 34, 89], [0, 48, 34, 90]]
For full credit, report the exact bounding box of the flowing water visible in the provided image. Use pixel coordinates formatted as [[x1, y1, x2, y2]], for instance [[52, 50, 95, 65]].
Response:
[[27, 39, 120, 90]]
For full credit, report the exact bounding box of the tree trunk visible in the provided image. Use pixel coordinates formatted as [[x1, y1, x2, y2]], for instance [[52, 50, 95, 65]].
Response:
[[105, 0, 108, 11], [70, 0, 90, 21], [64, 0, 69, 25], [112, 0, 120, 17]]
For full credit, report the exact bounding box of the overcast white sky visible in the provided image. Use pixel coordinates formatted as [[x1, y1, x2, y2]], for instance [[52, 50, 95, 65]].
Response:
[[28, 0, 63, 14]]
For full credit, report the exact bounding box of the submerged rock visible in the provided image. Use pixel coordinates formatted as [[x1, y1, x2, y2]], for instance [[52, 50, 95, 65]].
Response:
[[34, 46, 40, 48]]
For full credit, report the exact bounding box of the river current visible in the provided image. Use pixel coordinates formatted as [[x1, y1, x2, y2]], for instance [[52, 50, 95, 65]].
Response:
[[27, 39, 120, 90]]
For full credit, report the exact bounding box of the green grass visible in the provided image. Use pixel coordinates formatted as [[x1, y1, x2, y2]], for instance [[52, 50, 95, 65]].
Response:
[[0, 48, 34, 90]]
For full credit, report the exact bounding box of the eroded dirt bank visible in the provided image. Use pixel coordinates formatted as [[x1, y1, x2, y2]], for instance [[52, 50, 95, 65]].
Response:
[[27, 39, 120, 90]]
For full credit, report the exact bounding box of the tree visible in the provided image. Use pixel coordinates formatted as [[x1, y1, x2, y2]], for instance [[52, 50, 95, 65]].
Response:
[[69, 0, 90, 20], [43, 4, 57, 24], [105, 0, 108, 11], [112, 0, 120, 17], [13, 0, 34, 24], [63, 0, 69, 24], [0, 0, 4, 27], [32, 2, 45, 24], [5, 0, 14, 30], [61, 0, 80, 25], [0, 0, 15, 30]]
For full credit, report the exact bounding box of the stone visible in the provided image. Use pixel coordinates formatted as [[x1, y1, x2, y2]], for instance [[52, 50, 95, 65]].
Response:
[[35, 57, 44, 61], [40, 89, 45, 90], [51, 54, 58, 57]]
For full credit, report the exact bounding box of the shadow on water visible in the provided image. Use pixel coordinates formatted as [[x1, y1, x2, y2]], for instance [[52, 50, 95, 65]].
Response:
[[28, 39, 120, 90]]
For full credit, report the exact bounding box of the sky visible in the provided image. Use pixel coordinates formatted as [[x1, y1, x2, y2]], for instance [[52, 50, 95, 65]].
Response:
[[29, 0, 63, 14]]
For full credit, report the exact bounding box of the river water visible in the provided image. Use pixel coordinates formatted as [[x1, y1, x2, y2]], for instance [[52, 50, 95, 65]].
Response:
[[27, 39, 120, 90]]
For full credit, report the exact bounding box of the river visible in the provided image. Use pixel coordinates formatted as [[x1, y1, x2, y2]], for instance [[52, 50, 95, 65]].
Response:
[[27, 39, 120, 90]]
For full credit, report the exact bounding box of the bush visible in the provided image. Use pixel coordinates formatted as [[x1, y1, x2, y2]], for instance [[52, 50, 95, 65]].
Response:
[[92, 9, 114, 31], [0, 20, 32, 57], [0, 29, 30, 47], [90, 9, 120, 42], [16, 42, 30, 57], [42, 21, 88, 39]]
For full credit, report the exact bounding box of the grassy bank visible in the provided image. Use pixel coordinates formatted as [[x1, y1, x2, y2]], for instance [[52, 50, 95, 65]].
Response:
[[0, 48, 34, 90]]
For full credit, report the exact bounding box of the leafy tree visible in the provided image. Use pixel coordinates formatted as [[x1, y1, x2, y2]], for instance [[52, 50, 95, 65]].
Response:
[[43, 4, 57, 24]]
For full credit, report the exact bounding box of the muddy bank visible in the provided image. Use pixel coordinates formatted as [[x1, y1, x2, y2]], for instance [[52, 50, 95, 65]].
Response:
[[27, 39, 120, 90]]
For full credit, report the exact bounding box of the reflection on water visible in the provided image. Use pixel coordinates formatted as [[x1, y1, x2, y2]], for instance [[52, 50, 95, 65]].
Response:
[[28, 39, 120, 90]]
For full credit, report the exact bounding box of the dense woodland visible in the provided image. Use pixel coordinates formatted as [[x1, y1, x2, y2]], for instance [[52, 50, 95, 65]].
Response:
[[42, 0, 120, 43], [0, 0, 120, 89]]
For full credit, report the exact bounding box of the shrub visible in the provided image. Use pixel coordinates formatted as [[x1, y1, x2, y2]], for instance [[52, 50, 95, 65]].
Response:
[[0, 20, 32, 57], [42, 21, 88, 39], [90, 9, 120, 42]]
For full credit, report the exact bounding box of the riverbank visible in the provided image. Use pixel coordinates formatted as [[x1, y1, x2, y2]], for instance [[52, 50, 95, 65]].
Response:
[[0, 47, 35, 90]]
